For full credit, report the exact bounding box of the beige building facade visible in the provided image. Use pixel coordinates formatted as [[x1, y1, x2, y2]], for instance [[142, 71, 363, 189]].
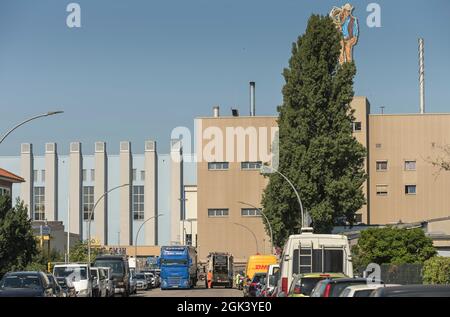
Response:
[[197, 98, 450, 262]]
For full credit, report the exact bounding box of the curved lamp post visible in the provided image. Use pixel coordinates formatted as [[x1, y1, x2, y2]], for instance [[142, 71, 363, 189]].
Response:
[[234, 222, 259, 254], [0, 111, 64, 145], [238, 201, 274, 254], [87, 183, 130, 265], [260, 165, 307, 229], [134, 214, 163, 272]]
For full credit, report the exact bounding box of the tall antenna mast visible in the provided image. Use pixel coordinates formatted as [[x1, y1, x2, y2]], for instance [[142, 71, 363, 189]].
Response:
[[419, 38, 425, 114]]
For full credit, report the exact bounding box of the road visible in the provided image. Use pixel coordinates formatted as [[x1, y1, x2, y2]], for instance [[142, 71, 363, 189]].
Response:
[[132, 286, 243, 297]]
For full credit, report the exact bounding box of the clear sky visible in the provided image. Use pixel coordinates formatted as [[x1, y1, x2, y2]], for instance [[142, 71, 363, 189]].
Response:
[[1, 0, 449, 155]]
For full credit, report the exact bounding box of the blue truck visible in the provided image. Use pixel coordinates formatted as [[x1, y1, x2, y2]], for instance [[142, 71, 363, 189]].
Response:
[[159, 246, 198, 290]]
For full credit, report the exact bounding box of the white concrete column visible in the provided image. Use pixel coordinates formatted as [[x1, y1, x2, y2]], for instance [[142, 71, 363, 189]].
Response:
[[20, 143, 33, 218], [69, 142, 82, 237], [120, 141, 132, 246], [170, 139, 183, 245], [45, 143, 58, 221], [94, 142, 108, 245], [144, 140, 157, 245]]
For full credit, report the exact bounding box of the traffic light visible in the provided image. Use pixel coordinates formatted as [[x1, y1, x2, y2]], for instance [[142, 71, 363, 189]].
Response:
[[47, 262, 51, 273]]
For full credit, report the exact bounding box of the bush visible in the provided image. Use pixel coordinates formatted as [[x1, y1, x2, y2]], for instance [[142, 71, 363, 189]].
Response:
[[423, 257, 450, 285]]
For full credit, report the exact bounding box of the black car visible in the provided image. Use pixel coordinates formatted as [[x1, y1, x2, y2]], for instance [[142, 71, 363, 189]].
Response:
[[0, 271, 54, 297], [371, 285, 450, 297], [310, 278, 385, 297], [46, 273, 64, 297], [93, 255, 130, 297]]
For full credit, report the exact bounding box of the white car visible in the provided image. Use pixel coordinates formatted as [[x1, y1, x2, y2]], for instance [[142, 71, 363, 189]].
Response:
[[53, 263, 92, 297], [339, 284, 400, 297], [90, 267, 107, 297]]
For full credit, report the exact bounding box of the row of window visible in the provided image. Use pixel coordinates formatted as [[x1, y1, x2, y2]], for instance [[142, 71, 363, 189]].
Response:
[[376, 160, 417, 172], [33, 169, 147, 183], [31, 186, 146, 221], [208, 161, 262, 171], [208, 208, 262, 218], [376, 184, 417, 196], [33, 170, 45, 183]]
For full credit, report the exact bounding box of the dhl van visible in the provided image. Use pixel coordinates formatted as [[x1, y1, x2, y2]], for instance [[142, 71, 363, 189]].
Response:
[[245, 255, 278, 281]]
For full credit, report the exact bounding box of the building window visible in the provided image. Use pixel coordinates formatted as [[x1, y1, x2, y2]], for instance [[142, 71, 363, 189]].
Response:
[[355, 214, 363, 223], [241, 162, 262, 170], [241, 208, 262, 217], [140, 170, 145, 181], [208, 208, 229, 217], [83, 186, 94, 221], [91, 169, 95, 182], [376, 161, 388, 171], [82, 169, 87, 182], [33, 170, 38, 183], [132, 169, 137, 182], [132, 185, 144, 220], [376, 185, 388, 196], [352, 122, 362, 132], [405, 185, 417, 195], [33, 187, 45, 221], [0, 187, 11, 197], [405, 161, 416, 171], [208, 162, 229, 170], [185, 234, 192, 246], [41, 170, 45, 182]]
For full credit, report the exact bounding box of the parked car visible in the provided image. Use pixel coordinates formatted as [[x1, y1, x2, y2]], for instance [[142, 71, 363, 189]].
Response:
[[46, 273, 64, 297], [53, 263, 92, 297], [0, 271, 54, 297], [93, 255, 130, 297], [371, 285, 450, 297], [247, 273, 266, 297], [56, 276, 77, 297], [135, 273, 149, 290], [100, 267, 115, 297], [129, 271, 137, 294], [90, 267, 107, 297], [144, 272, 156, 289], [339, 284, 389, 297], [287, 273, 347, 297], [310, 278, 384, 297]]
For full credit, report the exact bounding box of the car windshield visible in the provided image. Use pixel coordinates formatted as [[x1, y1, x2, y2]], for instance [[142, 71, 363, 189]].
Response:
[[53, 267, 88, 281], [136, 273, 146, 279], [94, 260, 125, 275], [0, 275, 42, 289]]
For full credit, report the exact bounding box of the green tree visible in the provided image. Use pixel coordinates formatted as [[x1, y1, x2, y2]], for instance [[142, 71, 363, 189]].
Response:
[[352, 227, 436, 268], [423, 257, 450, 285], [0, 196, 38, 276], [25, 248, 64, 272], [69, 241, 105, 263], [262, 14, 366, 246]]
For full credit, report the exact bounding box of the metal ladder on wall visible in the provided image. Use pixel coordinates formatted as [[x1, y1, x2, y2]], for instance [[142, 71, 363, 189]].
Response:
[[298, 241, 314, 274]]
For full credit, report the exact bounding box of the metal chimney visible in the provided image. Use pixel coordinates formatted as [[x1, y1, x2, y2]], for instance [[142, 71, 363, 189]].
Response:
[[419, 38, 425, 114], [249, 82, 256, 116], [213, 106, 220, 118]]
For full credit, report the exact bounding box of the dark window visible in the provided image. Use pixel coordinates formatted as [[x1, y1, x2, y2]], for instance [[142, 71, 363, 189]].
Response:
[[241, 161, 262, 170], [352, 122, 362, 132], [241, 208, 262, 217], [355, 214, 363, 223], [208, 162, 229, 170], [405, 185, 417, 195], [132, 186, 144, 220], [83, 186, 94, 221], [208, 209, 229, 217], [293, 249, 344, 275], [376, 161, 388, 171]]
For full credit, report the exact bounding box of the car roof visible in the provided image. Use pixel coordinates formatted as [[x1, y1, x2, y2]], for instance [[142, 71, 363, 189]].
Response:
[[300, 273, 347, 279], [329, 278, 377, 284], [6, 271, 42, 275], [344, 284, 383, 291]]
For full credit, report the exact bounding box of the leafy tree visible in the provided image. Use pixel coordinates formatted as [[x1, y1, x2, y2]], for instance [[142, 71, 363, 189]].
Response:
[[423, 257, 450, 285], [352, 227, 436, 268], [25, 249, 64, 272], [69, 241, 106, 263], [262, 14, 366, 246], [0, 196, 38, 276]]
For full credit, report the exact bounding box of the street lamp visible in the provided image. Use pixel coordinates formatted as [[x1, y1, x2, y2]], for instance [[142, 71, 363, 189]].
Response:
[[134, 214, 163, 272], [233, 222, 259, 254], [87, 183, 130, 265], [0, 111, 64, 145], [238, 201, 274, 254], [260, 165, 307, 229]]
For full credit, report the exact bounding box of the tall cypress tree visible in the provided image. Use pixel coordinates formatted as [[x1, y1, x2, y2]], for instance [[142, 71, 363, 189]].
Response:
[[262, 15, 366, 247]]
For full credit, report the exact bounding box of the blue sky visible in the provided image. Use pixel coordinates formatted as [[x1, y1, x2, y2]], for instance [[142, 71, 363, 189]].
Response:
[[0, 0, 449, 155]]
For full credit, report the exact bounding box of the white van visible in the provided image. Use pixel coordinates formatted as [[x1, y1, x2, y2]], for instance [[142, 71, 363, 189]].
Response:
[[277, 230, 353, 295], [53, 263, 92, 297]]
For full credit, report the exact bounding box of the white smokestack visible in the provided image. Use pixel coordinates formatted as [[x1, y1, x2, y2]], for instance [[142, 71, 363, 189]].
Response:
[[419, 38, 425, 114], [213, 106, 220, 118]]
